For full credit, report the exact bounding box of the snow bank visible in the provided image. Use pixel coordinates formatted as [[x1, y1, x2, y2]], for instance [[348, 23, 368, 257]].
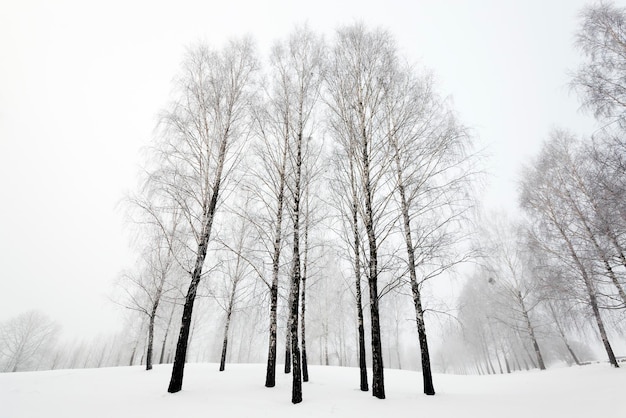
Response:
[[1, 363, 623, 418]]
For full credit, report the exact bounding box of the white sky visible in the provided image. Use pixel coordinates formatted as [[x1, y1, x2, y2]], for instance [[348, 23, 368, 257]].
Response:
[[0, 0, 607, 339]]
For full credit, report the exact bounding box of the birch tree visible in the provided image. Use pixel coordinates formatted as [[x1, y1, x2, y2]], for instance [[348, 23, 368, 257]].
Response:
[[520, 131, 620, 368], [329, 119, 369, 391], [0, 311, 59, 372], [120, 199, 184, 371], [146, 39, 258, 393], [384, 66, 474, 395], [276, 26, 325, 404], [216, 212, 255, 372], [326, 24, 398, 399], [572, 1, 626, 123], [480, 214, 546, 371]]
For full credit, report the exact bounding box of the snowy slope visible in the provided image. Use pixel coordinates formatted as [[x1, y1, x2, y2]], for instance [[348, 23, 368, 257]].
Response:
[[1, 363, 624, 418]]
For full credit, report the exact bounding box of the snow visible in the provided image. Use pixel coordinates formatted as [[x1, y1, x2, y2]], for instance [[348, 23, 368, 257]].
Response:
[[1, 363, 624, 418]]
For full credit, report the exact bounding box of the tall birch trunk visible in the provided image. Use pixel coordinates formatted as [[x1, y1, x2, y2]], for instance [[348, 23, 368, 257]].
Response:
[[288, 130, 304, 404], [391, 137, 435, 394]]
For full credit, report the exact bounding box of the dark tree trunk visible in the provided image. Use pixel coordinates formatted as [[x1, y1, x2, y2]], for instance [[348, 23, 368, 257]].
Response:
[[219, 281, 238, 372], [218, 320, 230, 371], [414, 289, 435, 393], [360, 124, 385, 400], [146, 304, 157, 370], [167, 268, 202, 393], [284, 324, 292, 374], [301, 211, 309, 383], [265, 282, 279, 386], [350, 155, 368, 392], [288, 130, 304, 404], [167, 128, 227, 393], [265, 128, 289, 388], [393, 150, 435, 395]]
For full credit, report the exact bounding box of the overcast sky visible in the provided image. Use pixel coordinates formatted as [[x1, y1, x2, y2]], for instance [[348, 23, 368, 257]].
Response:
[[0, 0, 606, 339]]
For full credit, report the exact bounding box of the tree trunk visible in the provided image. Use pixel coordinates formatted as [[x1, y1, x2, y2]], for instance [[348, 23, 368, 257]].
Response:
[[129, 342, 138, 367], [503, 353, 511, 374], [518, 291, 545, 370], [265, 282, 279, 386], [265, 126, 289, 388], [559, 225, 619, 367], [284, 321, 292, 374], [219, 281, 238, 371], [324, 323, 329, 365], [288, 130, 304, 404], [568, 189, 626, 307], [129, 318, 146, 367], [548, 303, 581, 366], [350, 155, 369, 392], [167, 268, 201, 392], [301, 204, 309, 383], [587, 281, 619, 367], [494, 346, 503, 374], [160, 302, 177, 364], [392, 144, 435, 395], [146, 302, 158, 370], [361, 125, 385, 400], [167, 125, 227, 393]]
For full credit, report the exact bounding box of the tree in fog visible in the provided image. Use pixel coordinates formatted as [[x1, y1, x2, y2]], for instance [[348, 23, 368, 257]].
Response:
[[119, 200, 185, 371], [480, 214, 546, 370], [385, 65, 475, 394], [326, 24, 398, 399], [245, 28, 324, 392], [0, 310, 59, 372], [572, 1, 626, 122], [329, 111, 370, 392], [571, 1, 626, 309], [146, 39, 258, 393], [276, 27, 325, 404], [520, 131, 620, 367], [299, 136, 326, 383], [215, 210, 255, 372]]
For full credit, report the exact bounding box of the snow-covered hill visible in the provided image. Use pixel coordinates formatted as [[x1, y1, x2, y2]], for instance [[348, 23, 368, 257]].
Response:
[[1, 363, 623, 418]]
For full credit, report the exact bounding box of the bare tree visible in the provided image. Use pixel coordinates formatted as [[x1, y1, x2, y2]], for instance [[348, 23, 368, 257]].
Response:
[[0, 310, 59, 372], [240, 28, 324, 393], [385, 64, 475, 394], [215, 210, 255, 372], [119, 200, 185, 371], [326, 23, 399, 399], [520, 130, 620, 367], [273, 26, 325, 404], [572, 1, 626, 123], [146, 39, 258, 393], [480, 214, 546, 370], [329, 120, 369, 391]]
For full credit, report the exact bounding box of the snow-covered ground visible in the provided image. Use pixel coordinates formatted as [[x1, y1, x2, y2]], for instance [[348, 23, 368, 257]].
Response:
[[1, 363, 624, 418]]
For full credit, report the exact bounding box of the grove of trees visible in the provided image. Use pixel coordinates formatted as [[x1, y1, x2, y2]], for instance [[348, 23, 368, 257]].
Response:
[[3, 1, 626, 407]]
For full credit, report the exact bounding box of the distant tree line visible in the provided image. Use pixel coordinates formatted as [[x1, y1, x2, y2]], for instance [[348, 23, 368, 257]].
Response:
[[440, 1, 626, 374]]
